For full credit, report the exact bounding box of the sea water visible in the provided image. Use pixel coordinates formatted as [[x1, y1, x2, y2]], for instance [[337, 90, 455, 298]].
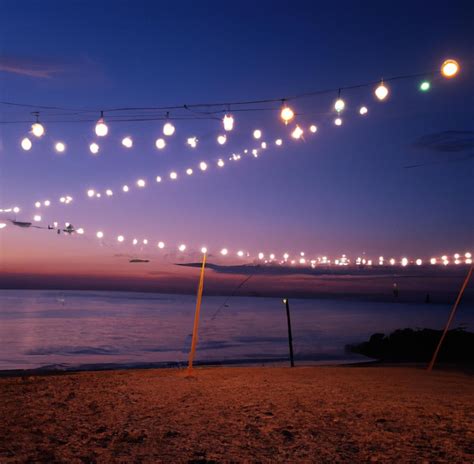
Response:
[[0, 289, 472, 371]]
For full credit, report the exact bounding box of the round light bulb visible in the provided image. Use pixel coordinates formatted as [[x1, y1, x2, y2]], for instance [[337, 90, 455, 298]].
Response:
[[186, 168, 193, 175], [309, 125, 317, 133], [106, 189, 113, 196], [280, 106, 294, 124], [54, 142, 66, 153], [95, 118, 108, 137], [89, 143, 99, 154], [217, 159, 225, 167], [334, 98, 345, 112], [217, 134, 227, 145], [21, 137, 32, 151], [33, 215, 42, 222], [334, 117, 342, 126], [419, 81, 430, 92], [122, 137, 133, 148], [122, 185, 129, 192], [253, 129, 262, 139], [170, 171, 177, 180], [187, 137, 198, 148], [275, 139, 283, 146], [178, 244, 186, 252], [199, 161, 208, 171], [220, 248, 228, 255], [155, 138, 166, 150], [31, 123, 45, 137], [156, 176, 162, 183], [158, 241, 165, 249], [163, 122, 175, 136], [441, 59, 459, 78], [359, 106, 368, 115], [375, 82, 389, 100], [87, 189, 95, 197], [35, 201, 41, 208], [291, 125, 303, 139], [117, 235, 124, 242], [137, 179, 146, 187]]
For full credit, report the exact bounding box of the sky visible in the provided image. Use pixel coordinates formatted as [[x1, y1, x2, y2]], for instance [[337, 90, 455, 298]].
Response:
[[0, 0, 473, 294]]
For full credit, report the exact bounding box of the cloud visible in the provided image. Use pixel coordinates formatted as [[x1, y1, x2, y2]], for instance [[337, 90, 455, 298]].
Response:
[[413, 130, 474, 153], [0, 55, 66, 78]]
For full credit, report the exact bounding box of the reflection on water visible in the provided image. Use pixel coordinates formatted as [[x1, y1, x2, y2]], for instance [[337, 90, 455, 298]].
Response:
[[0, 290, 472, 370]]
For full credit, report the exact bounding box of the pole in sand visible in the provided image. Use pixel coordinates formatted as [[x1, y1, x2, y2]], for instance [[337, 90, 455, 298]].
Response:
[[427, 264, 473, 372], [283, 298, 295, 367], [188, 252, 207, 371]]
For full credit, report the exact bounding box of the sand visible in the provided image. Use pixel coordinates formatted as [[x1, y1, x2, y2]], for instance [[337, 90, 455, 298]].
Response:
[[0, 366, 473, 463]]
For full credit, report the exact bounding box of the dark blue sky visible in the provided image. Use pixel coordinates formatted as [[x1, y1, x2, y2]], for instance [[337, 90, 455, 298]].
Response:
[[1, 0, 473, 274]]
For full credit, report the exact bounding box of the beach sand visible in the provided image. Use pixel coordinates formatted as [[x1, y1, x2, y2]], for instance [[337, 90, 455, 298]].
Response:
[[0, 366, 473, 463]]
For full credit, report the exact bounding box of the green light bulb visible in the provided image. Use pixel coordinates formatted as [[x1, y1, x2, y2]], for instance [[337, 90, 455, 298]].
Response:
[[420, 81, 430, 92]]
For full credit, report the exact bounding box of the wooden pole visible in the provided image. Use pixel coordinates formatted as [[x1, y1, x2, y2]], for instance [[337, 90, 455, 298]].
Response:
[[283, 298, 295, 367], [188, 253, 207, 371], [427, 264, 473, 372]]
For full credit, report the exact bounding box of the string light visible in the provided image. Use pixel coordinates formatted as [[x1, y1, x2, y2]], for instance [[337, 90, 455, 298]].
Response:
[[122, 185, 129, 192], [334, 117, 342, 126], [31, 123, 45, 138], [275, 138, 283, 146], [106, 189, 113, 196], [178, 244, 186, 252], [237, 250, 244, 257], [223, 114, 234, 131], [186, 168, 193, 175], [220, 248, 228, 255], [280, 104, 294, 125], [261, 142, 267, 149], [217, 134, 227, 145], [419, 81, 430, 92], [44, 200, 50, 207], [35, 201, 41, 208], [155, 138, 166, 149], [199, 161, 208, 171], [55, 142, 66, 153], [253, 129, 262, 139], [309, 125, 317, 133], [87, 189, 95, 197], [21, 138, 32, 151], [95, 112, 108, 137], [375, 81, 389, 100], [401, 257, 408, 266], [137, 179, 146, 187], [291, 125, 303, 139], [117, 235, 124, 242], [163, 121, 176, 136], [201, 247, 208, 254], [89, 143, 99, 154], [170, 171, 177, 180], [416, 259, 422, 265], [187, 137, 198, 148], [334, 98, 345, 112], [359, 106, 368, 115], [441, 59, 459, 78], [122, 137, 133, 148], [158, 241, 165, 249], [33, 215, 41, 222], [217, 159, 225, 167]]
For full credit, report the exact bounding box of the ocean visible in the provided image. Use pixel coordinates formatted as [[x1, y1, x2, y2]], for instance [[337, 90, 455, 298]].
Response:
[[0, 289, 472, 371]]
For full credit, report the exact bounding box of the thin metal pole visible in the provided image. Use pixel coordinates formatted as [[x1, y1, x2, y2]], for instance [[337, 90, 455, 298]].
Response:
[[427, 265, 473, 372], [188, 253, 207, 370], [283, 298, 295, 367]]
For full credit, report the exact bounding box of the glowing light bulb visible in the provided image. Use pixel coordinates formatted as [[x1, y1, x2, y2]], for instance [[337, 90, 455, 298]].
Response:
[[299, 258, 306, 264], [217, 159, 225, 167], [419, 81, 430, 92], [33, 215, 41, 222], [55, 142, 66, 153], [96, 231, 104, 239], [89, 143, 99, 154], [170, 171, 177, 180], [309, 125, 317, 133], [133, 238, 138, 245], [122, 185, 129, 192], [155, 138, 166, 150], [158, 241, 165, 249], [217, 134, 227, 145], [283, 253, 289, 260], [0, 223, 7, 229], [280, 105, 294, 124], [143, 239, 148, 245], [178, 244, 186, 252], [253, 129, 262, 139], [199, 247, 207, 254], [375, 82, 389, 100], [77, 228, 84, 235], [187, 137, 198, 148], [122, 137, 133, 148], [270, 253, 275, 260], [44, 200, 50, 207], [430, 258, 436, 265], [334, 117, 342, 126], [59, 197, 66, 203], [156, 176, 162, 183], [163, 122, 175, 136], [258, 252, 264, 260], [401, 257, 408, 266], [95, 117, 108, 137], [416, 259, 422, 266], [334, 98, 345, 112], [35, 201, 41, 208], [220, 248, 228, 255], [465, 252, 472, 259], [31, 122, 45, 137], [186, 168, 193, 175], [199, 161, 208, 171], [137, 179, 146, 188], [359, 106, 368, 115], [117, 235, 124, 242], [237, 250, 244, 257], [291, 125, 303, 139], [87, 189, 95, 197], [13, 207, 20, 213], [441, 59, 459, 78], [261, 142, 267, 149], [106, 189, 113, 196], [21, 137, 32, 151], [223, 114, 234, 131], [275, 139, 283, 146]]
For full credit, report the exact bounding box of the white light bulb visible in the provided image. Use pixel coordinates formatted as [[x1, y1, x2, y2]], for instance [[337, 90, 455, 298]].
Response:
[[155, 138, 166, 150], [13, 207, 20, 213], [217, 134, 227, 145], [156, 176, 162, 183], [158, 241, 165, 249], [0, 223, 6, 229], [87, 189, 95, 198], [187, 137, 198, 148], [416, 259, 422, 266], [280, 106, 294, 124], [275, 139, 283, 146], [137, 179, 146, 187], [401, 257, 408, 266], [334, 98, 345, 112], [122, 185, 129, 192], [89, 143, 99, 154], [95, 118, 108, 137], [375, 82, 389, 100], [359, 106, 368, 115], [170, 171, 177, 180], [186, 168, 193, 175], [33, 215, 42, 222], [258, 252, 264, 260], [122, 137, 133, 148], [199, 161, 208, 171], [117, 235, 124, 242], [55, 142, 66, 153], [21, 137, 32, 151], [430, 258, 436, 265], [261, 142, 267, 149], [334, 117, 342, 126], [237, 250, 244, 257], [201, 247, 208, 254], [217, 159, 225, 167], [309, 125, 317, 133], [31, 123, 45, 137], [163, 122, 175, 136], [283, 253, 289, 260], [35, 201, 41, 208], [253, 129, 262, 139], [133, 238, 138, 245], [291, 125, 303, 139], [96, 231, 104, 239], [77, 228, 84, 235], [220, 248, 228, 255], [44, 200, 50, 207], [178, 244, 186, 252], [106, 189, 113, 196], [223, 114, 234, 131]]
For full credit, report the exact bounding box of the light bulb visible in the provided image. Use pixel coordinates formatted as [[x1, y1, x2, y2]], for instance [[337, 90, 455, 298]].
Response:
[[106, 189, 113, 196], [217, 134, 226, 145], [33, 215, 42, 222], [223, 114, 234, 131], [95, 117, 108, 137], [163, 122, 175, 136], [54, 142, 66, 153], [155, 138, 166, 149], [419, 81, 430, 92], [35, 201, 41, 208], [87, 189, 95, 197], [253, 129, 262, 139], [156, 176, 162, 183], [137, 179, 146, 187], [275, 139, 283, 146], [334, 117, 342, 126], [416, 259, 422, 266], [31, 123, 45, 137], [220, 248, 228, 255], [187, 137, 198, 148], [441, 59, 459, 78], [280, 105, 294, 124], [170, 171, 177, 180], [122, 185, 129, 192], [237, 250, 244, 257], [122, 137, 133, 148], [359, 106, 368, 115], [291, 125, 303, 139], [158, 241, 165, 249], [334, 98, 345, 112], [261, 142, 267, 149], [217, 159, 225, 167], [44, 200, 50, 206], [21, 137, 32, 151], [178, 244, 186, 252], [186, 168, 193, 175], [89, 143, 99, 154], [117, 235, 124, 242], [199, 161, 208, 171], [309, 125, 317, 133], [201, 247, 208, 254], [401, 257, 408, 266], [375, 82, 389, 100]]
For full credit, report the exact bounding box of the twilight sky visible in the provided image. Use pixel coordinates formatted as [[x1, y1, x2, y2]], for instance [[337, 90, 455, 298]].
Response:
[[0, 0, 473, 292]]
